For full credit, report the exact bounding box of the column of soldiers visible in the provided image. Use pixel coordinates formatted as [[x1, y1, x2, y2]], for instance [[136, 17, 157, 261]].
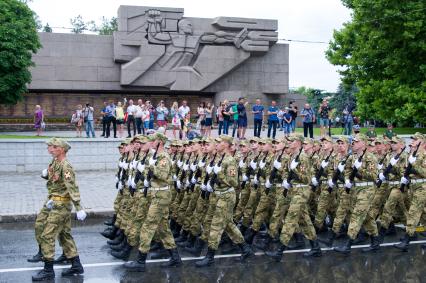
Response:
[[100, 131, 426, 270]]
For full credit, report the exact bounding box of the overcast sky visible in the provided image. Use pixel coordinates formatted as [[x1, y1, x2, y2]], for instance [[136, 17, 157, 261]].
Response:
[[29, 0, 351, 92]]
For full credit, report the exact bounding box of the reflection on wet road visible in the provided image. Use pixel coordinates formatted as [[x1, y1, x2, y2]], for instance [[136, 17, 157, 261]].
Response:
[[1, 220, 425, 283]]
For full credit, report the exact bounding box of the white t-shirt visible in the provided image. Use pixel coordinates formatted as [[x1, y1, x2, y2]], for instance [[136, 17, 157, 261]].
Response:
[[127, 105, 137, 116], [135, 105, 144, 118], [178, 106, 190, 118]]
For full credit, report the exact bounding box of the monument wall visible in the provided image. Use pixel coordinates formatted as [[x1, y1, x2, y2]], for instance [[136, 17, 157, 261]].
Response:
[[0, 6, 289, 122]]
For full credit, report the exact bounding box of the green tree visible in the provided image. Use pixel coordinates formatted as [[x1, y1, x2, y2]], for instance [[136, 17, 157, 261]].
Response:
[[0, 0, 41, 104], [42, 23, 52, 33], [326, 0, 426, 126], [89, 17, 118, 35], [70, 15, 87, 34]]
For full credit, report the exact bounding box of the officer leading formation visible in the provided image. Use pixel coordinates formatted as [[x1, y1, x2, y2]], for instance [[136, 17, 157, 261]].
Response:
[[27, 131, 426, 278]]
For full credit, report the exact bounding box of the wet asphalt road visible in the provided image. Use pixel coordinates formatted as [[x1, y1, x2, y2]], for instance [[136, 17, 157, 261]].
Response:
[[1, 220, 426, 283]]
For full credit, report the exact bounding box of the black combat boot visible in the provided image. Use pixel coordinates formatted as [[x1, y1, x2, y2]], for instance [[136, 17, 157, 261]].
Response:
[[104, 214, 116, 226], [238, 242, 254, 261], [353, 229, 368, 244], [254, 234, 272, 251], [239, 225, 248, 236], [185, 234, 197, 248], [123, 251, 147, 272], [150, 241, 162, 251], [244, 228, 258, 245], [108, 230, 124, 246], [334, 238, 353, 254], [161, 248, 182, 267], [303, 240, 322, 257], [362, 235, 380, 253], [386, 222, 396, 235], [61, 256, 84, 276], [173, 224, 182, 238], [393, 233, 410, 252], [170, 218, 177, 232], [320, 230, 336, 247], [32, 260, 55, 281], [378, 225, 387, 244], [27, 246, 43, 263], [110, 236, 128, 251], [287, 233, 305, 249], [101, 225, 118, 240], [53, 253, 70, 264], [265, 243, 287, 262], [195, 247, 216, 267], [175, 230, 189, 243], [111, 241, 133, 259], [185, 237, 205, 256]]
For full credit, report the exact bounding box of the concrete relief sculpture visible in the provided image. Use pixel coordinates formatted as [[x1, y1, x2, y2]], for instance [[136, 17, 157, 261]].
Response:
[[114, 6, 278, 90]]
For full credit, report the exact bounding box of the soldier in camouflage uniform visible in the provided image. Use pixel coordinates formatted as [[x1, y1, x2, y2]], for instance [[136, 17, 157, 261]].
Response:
[[170, 141, 186, 236], [266, 135, 322, 262], [376, 136, 409, 242], [334, 134, 380, 254], [233, 139, 251, 222], [244, 138, 276, 245], [32, 138, 87, 281], [394, 133, 426, 251], [124, 133, 181, 272], [195, 135, 253, 267]]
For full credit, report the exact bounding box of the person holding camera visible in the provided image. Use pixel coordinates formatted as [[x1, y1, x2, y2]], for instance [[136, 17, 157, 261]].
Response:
[[83, 103, 95, 138], [318, 99, 331, 137]]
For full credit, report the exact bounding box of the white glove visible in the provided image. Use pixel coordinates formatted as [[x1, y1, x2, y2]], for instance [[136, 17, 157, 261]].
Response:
[[198, 161, 205, 168], [176, 180, 182, 189], [290, 159, 299, 170], [321, 160, 329, 169], [115, 176, 119, 183], [177, 160, 183, 168], [118, 181, 123, 190], [328, 179, 335, 188], [282, 180, 290, 190], [131, 160, 137, 169], [172, 175, 177, 181], [273, 160, 282, 170], [311, 177, 319, 186], [378, 173, 386, 181], [242, 174, 248, 182], [250, 161, 257, 170], [143, 179, 149, 188], [213, 165, 222, 174], [377, 163, 383, 170], [400, 176, 409, 185], [239, 160, 245, 168], [408, 155, 417, 164], [354, 159, 362, 169], [338, 163, 345, 173], [190, 164, 197, 172], [206, 166, 213, 175], [390, 157, 398, 166], [183, 180, 189, 188], [252, 176, 259, 185], [42, 169, 48, 178], [131, 178, 136, 188], [76, 210, 87, 221], [265, 178, 272, 189], [259, 160, 266, 169], [118, 161, 124, 168], [46, 199, 54, 210], [345, 179, 352, 189], [127, 178, 132, 187], [191, 177, 197, 184], [123, 163, 129, 170], [149, 158, 156, 166], [206, 182, 213, 192], [201, 184, 207, 191], [183, 163, 189, 171], [137, 163, 145, 173]]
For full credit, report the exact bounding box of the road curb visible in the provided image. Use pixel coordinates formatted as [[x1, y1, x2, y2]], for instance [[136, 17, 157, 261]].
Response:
[[0, 209, 114, 223]]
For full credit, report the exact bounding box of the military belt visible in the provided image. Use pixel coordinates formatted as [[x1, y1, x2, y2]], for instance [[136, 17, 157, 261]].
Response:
[[215, 188, 235, 195], [411, 178, 426, 184], [50, 195, 71, 202], [355, 182, 374, 187], [150, 186, 169, 192], [293, 184, 309, 188]]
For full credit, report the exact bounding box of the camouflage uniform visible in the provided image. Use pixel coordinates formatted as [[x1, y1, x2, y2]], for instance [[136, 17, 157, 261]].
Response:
[[233, 150, 252, 222]]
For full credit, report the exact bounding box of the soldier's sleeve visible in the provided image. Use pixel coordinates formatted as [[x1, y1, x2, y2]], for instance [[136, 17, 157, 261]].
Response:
[[344, 155, 354, 180], [263, 155, 274, 181], [412, 152, 426, 178], [363, 153, 378, 181], [62, 162, 82, 211], [279, 155, 290, 180], [218, 157, 238, 188], [151, 153, 171, 181]]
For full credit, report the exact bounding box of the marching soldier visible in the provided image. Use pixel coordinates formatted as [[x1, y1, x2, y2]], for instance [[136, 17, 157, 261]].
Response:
[[32, 138, 87, 281]]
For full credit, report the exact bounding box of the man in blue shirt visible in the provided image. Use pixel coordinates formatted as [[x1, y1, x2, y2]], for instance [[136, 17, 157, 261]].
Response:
[[300, 103, 315, 138], [267, 100, 279, 139], [252, 99, 264, 137], [100, 102, 108, 137], [105, 101, 117, 138]]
